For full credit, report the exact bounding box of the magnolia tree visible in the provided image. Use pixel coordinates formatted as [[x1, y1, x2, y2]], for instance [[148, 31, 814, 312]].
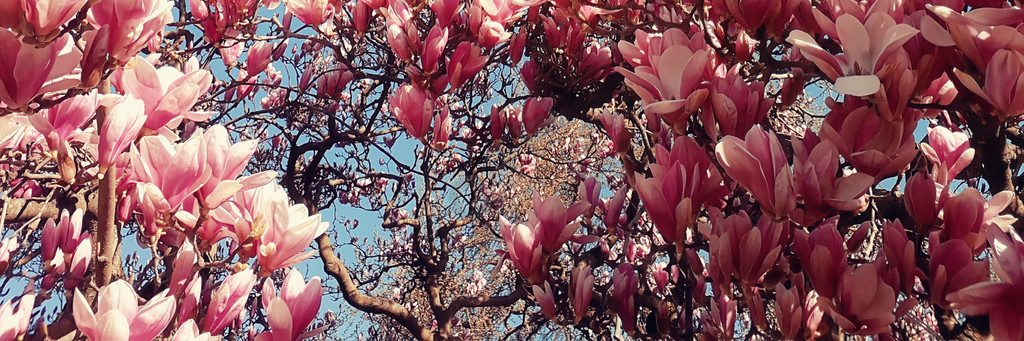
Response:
[[3, 0, 1024, 339]]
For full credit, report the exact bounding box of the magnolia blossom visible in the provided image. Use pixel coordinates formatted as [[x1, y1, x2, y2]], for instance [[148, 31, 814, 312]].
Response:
[[572, 264, 594, 324], [73, 281, 176, 341], [203, 269, 257, 334], [0, 29, 81, 110], [256, 269, 326, 340], [115, 56, 214, 130], [0, 285, 34, 340], [786, 13, 918, 96], [87, 0, 174, 62], [715, 125, 797, 219], [390, 83, 434, 140], [532, 281, 557, 319]]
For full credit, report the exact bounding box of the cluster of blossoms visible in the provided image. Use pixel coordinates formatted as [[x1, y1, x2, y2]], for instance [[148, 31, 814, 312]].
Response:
[[0, 0, 333, 339]]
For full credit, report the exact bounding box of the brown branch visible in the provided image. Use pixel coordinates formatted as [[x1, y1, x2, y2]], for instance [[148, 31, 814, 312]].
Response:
[[316, 233, 431, 340]]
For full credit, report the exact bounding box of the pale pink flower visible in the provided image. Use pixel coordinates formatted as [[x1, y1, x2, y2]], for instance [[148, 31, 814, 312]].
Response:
[[97, 95, 147, 174], [253, 184, 329, 272], [786, 13, 918, 96], [0, 29, 81, 110], [203, 269, 256, 334], [116, 56, 214, 130], [499, 216, 545, 284], [284, 0, 333, 26], [21, 0, 89, 38], [73, 281, 176, 341], [0, 285, 34, 340], [920, 126, 974, 184], [87, 0, 173, 62], [256, 269, 326, 340]]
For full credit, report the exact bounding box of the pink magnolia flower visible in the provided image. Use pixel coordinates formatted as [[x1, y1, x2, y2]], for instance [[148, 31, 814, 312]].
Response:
[[41, 209, 91, 288], [285, 0, 334, 26], [446, 42, 488, 89], [599, 110, 630, 153], [198, 125, 259, 209], [131, 134, 213, 233], [116, 56, 214, 130], [532, 281, 557, 319], [775, 283, 804, 340], [168, 241, 197, 296], [904, 173, 948, 230], [246, 40, 275, 76], [954, 49, 1024, 120], [386, 0, 419, 60], [571, 264, 593, 324], [705, 294, 737, 340], [431, 0, 460, 27], [786, 13, 918, 96], [317, 64, 353, 100], [521, 97, 553, 134], [790, 133, 874, 225], [703, 65, 771, 140], [793, 219, 846, 298], [250, 185, 329, 272], [715, 125, 797, 219], [390, 83, 434, 141], [637, 136, 728, 246], [819, 263, 897, 335], [947, 226, 1024, 340], [257, 269, 326, 340], [203, 269, 256, 334], [705, 211, 788, 289], [97, 95, 147, 174], [820, 102, 917, 177], [939, 188, 1017, 253], [711, 0, 801, 37], [431, 104, 452, 150], [928, 231, 989, 309], [611, 264, 638, 332], [0, 286, 34, 340], [499, 216, 546, 284], [172, 320, 217, 341], [421, 27, 448, 73], [0, 237, 15, 274], [27, 90, 98, 160], [529, 193, 589, 253], [876, 220, 916, 295], [87, 0, 173, 62], [928, 5, 1024, 71], [21, 0, 89, 39], [73, 281, 177, 341], [615, 42, 710, 130], [920, 126, 974, 184], [0, 29, 81, 110]]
